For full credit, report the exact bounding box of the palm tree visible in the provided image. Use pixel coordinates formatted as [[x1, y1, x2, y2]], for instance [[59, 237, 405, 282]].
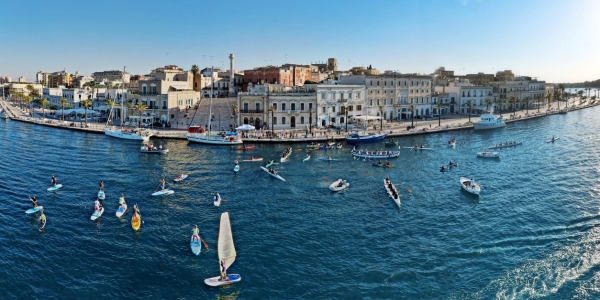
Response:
[[134, 102, 148, 128], [523, 96, 530, 114], [577, 90, 584, 100], [191, 64, 199, 76], [269, 105, 276, 137], [496, 98, 504, 116], [106, 100, 116, 125], [465, 99, 473, 122], [409, 104, 415, 127], [378, 105, 383, 131], [308, 108, 313, 134], [436, 102, 443, 127], [484, 98, 491, 112], [536, 95, 542, 113], [508, 96, 517, 117], [545, 93, 553, 110], [81, 99, 93, 127], [39, 98, 50, 119], [23, 95, 33, 116], [59, 98, 68, 121]]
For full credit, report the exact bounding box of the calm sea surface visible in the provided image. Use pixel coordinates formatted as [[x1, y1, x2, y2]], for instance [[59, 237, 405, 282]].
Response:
[[1, 105, 600, 299]]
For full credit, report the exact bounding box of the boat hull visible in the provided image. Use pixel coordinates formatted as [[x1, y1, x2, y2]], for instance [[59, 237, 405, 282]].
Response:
[[204, 274, 241, 287], [383, 179, 401, 207], [140, 148, 169, 154], [329, 179, 350, 192], [105, 128, 151, 141], [186, 134, 243, 145], [460, 177, 480, 195], [346, 133, 387, 144], [259, 166, 286, 181]]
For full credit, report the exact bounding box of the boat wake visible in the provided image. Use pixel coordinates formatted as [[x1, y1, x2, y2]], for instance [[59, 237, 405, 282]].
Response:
[[469, 226, 600, 299]]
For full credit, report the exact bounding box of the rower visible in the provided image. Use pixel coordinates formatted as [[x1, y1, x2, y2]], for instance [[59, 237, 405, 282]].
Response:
[[192, 225, 200, 242], [94, 198, 101, 211], [214, 192, 220, 202], [99, 181, 104, 191]]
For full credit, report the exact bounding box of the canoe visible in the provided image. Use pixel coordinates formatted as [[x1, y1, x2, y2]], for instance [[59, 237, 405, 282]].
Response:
[[460, 177, 480, 195], [191, 235, 202, 255], [25, 206, 43, 214], [47, 184, 62, 192], [98, 190, 105, 200], [131, 212, 141, 230], [90, 207, 104, 221], [547, 137, 560, 143], [152, 189, 174, 196], [403, 146, 435, 151], [329, 179, 350, 192], [303, 155, 310, 162], [234, 165, 240, 173], [383, 178, 401, 207], [204, 274, 242, 287], [280, 147, 292, 162], [242, 158, 263, 162], [318, 158, 338, 161], [116, 204, 127, 217], [237, 145, 255, 150], [259, 166, 286, 182], [477, 151, 499, 158], [174, 175, 188, 182]]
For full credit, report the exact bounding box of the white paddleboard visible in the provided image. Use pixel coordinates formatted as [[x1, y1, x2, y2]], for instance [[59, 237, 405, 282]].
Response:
[[116, 204, 127, 217], [190, 235, 202, 255], [25, 206, 43, 214], [174, 175, 188, 182], [233, 165, 240, 173], [91, 207, 104, 220], [152, 189, 174, 196], [98, 190, 105, 200], [204, 274, 241, 287], [47, 184, 62, 191]]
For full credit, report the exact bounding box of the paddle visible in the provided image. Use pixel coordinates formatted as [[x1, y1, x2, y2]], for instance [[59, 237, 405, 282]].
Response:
[[199, 235, 209, 249]]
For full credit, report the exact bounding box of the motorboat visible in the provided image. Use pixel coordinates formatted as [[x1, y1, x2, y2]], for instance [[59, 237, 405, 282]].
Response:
[[473, 114, 506, 130], [460, 177, 480, 195], [0, 109, 8, 119], [489, 141, 522, 149], [186, 130, 243, 145], [329, 179, 350, 192], [105, 127, 153, 141], [477, 150, 499, 158], [383, 178, 401, 207], [140, 144, 169, 154], [346, 131, 387, 143], [306, 142, 320, 148]]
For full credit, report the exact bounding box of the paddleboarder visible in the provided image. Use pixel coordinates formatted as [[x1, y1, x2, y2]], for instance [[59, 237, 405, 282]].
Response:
[[119, 193, 126, 207], [99, 181, 104, 191], [94, 198, 101, 211], [29, 196, 38, 208], [192, 225, 200, 243], [51, 175, 57, 187], [39, 210, 46, 227]]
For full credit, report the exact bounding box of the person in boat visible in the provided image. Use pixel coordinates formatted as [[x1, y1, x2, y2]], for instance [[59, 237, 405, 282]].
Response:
[[268, 167, 275, 174], [440, 166, 446, 172], [178, 173, 184, 180], [449, 160, 453, 166], [119, 193, 126, 206], [337, 181, 344, 187], [160, 179, 166, 191], [158, 145, 162, 150], [328, 156, 332, 160], [234, 159, 239, 166], [29, 196, 38, 208], [133, 204, 140, 216], [94, 198, 102, 211], [39, 210, 46, 227], [99, 181, 104, 191], [306, 154, 309, 158], [51, 175, 57, 186], [192, 225, 200, 242], [214, 192, 220, 202], [470, 178, 475, 187]]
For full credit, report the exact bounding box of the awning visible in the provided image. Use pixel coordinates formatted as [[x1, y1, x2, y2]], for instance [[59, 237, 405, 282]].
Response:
[[170, 84, 192, 91]]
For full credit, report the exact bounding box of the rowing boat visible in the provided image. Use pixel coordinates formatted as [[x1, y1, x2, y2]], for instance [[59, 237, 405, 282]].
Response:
[[351, 149, 400, 159], [329, 179, 350, 192], [280, 147, 292, 162], [259, 166, 286, 182], [460, 176, 480, 195], [403, 146, 435, 151], [318, 157, 338, 161], [489, 142, 522, 149], [242, 157, 263, 162], [383, 178, 401, 207], [303, 155, 310, 162]]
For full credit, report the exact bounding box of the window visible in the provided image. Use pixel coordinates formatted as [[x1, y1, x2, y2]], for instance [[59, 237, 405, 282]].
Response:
[[291, 103, 296, 110], [384, 99, 387, 105], [300, 116, 305, 124], [357, 92, 361, 98], [357, 105, 362, 111], [384, 81, 387, 86], [273, 103, 277, 110], [309, 103, 313, 109], [370, 81, 373, 86], [391, 99, 394, 105], [377, 81, 380, 86], [255, 103, 260, 111], [301, 103, 305, 110], [273, 117, 277, 125], [377, 99, 380, 105], [370, 99, 373, 106], [332, 106, 336, 113], [321, 93, 326, 100], [282, 117, 286, 124], [322, 107, 326, 113], [282, 103, 286, 111]]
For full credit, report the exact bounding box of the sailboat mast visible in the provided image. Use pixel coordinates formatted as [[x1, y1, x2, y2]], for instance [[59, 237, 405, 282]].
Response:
[[208, 66, 213, 134]]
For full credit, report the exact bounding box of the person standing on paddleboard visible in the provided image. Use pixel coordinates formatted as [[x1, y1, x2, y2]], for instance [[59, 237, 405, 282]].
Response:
[[160, 179, 166, 191], [94, 198, 101, 211], [99, 181, 104, 191], [29, 196, 38, 208], [192, 225, 200, 242], [51, 175, 57, 186]]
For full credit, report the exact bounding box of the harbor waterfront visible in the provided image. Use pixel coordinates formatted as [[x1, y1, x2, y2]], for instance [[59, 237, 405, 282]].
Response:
[[2, 104, 600, 299]]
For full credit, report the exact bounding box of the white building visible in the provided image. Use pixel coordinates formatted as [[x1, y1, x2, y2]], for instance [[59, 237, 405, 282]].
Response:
[[312, 81, 366, 128]]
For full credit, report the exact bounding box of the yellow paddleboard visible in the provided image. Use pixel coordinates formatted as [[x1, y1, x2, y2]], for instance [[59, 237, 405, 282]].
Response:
[[132, 213, 141, 230]]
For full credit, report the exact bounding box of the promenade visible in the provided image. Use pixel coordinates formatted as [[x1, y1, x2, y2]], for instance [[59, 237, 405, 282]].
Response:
[[1, 98, 597, 143]]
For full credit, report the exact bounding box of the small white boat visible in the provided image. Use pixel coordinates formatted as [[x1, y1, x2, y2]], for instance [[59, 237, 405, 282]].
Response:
[[448, 138, 456, 147], [233, 165, 240, 173], [473, 114, 505, 130], [242, 157, 263, 162], [152, 189, 174, 196], [460, 176, 480, 195], [280, 147, 292, 162], [116, 204, 127, 217], [105, 127, 153, 141], [303, 155, 310, 162], [204, 212, 241, 287], [174, 174, 188, 182], [477, 150, 499, 158], [259, 166, 286, 182], [214, 194, 222, 207], [329, 179, 350, 192], [98, 190, 105, 200], [0, 109, 8, 119], [383, 178, 401, 207]]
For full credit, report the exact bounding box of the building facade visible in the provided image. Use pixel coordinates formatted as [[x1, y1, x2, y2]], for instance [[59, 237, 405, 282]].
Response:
[[314, 83, 366, 128], [92, 70, 130, 84]]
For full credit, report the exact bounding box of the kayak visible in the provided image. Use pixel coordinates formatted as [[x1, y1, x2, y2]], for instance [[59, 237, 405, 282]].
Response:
[[131, 212, 141, 230], [25, 206, 43, 214], [259, 166, 286, 182], [303, 155, 310, 162], [116, 204, 127, 217], [47, 184, 62, 192], [242, 158, 263, 162], [174, 174, 188, 182], [234, 165, 240, 173], [152, 189, 174, 196], [191, 235, 202, 255], [90, 207, 104, 221], [318, 158, 338, 161], [98, 190, 105, 200], [547, 138, 560, 143]]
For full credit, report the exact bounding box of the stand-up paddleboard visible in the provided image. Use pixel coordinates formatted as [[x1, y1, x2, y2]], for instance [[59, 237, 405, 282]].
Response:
[[265, 160, 275, 168], [174, 175, 188, 182], [318, 158, 338, 161], [116, 204, 127, 217], [233, 165, 240, 173], [191, 235, 202, 255], [90, 207, 104, 220], [152, 189, 174, 196], [25, 206, 43, 214], [39, 219, 46, 231], [47, 184, 62, 192], [214, 195, 222, 207], [547, 137, 560, 143], [131, 212, 141, 230], [98, 190, 105, 200]]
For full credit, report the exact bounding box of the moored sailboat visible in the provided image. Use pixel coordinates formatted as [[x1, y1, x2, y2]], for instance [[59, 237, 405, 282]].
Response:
[[204, 212, 241, 287]]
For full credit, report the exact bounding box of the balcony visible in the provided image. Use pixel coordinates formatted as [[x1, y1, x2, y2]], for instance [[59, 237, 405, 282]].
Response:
[[337, 99, 348, 103], [240, 109, 264, 113]]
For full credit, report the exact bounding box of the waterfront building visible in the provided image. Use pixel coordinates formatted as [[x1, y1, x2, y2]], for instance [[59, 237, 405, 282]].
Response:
[[92, 70, 130, 84], [42, 87, 64, 106], [8, 83, 43, 96], [458, 86, 494, 114], [312, 81, 366, 128], [36, 71, 50, 86], [243, 64, 313, 88], [490, 76, 549, 111], [71, 74, 94, 89]]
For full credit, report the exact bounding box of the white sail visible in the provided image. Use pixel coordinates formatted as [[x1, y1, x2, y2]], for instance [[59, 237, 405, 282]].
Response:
[[218, 212, 236, 274]]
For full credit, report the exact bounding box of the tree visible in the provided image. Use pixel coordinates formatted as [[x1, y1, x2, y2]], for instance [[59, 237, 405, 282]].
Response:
[[508, 96, 517, 117], [59, 98, 68, 121], [191, 64, 199, 77], [436, 102, 442, 127], [409, 104, 415, 127], [536, 95, 542, 113], [465, 99, 473, 122], [134, 102, 148, 128], [39, 98, 50, 119], [23, 95, 33, 116], [81, 99, 93, 127], [577, 90, 584, 100], [484, 98, 491, 112], [545, 93, 553, 110], [269, 105, 276, 137], [308, 108, 313, 134], [378, 105, 383, 131], [523, 96, 530, 114]]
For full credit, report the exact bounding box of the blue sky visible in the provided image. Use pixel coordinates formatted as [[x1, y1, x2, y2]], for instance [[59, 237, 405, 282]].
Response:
[[1, 0, 598, 83]]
